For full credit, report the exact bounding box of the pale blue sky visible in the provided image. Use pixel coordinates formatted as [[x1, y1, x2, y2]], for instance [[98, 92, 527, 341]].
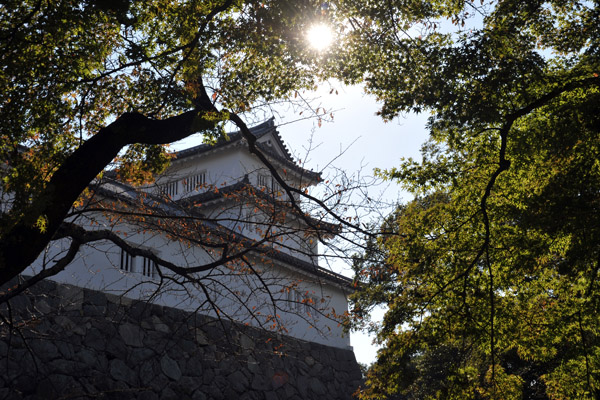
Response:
[[276, 83, 430, 365], [174, 82, 430, 365]]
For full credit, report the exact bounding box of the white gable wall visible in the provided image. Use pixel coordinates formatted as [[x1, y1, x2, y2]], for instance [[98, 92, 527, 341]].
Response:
[[156, 143, 319, 263], [27, 216, 350, 349], [155, 143, 312, 202], [24, 126, 350, 349]]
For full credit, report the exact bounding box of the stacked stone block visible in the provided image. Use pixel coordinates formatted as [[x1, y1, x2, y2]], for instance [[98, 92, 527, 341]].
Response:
[[0, 279, 362, 399]]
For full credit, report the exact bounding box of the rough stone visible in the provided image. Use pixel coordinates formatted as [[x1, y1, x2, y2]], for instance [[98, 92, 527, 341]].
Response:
[[139, 360, 157, 387], [129, 347, 155, 364], [35, 377, 60, 398], [129, 300, 152, 320], [247, 356, 261, 375], [308, 377, 327, 395], [119, 322, 145, 347], [35, 299, 53, 314], [46, 373, 82, 397], [106, 292, 133, 307], [327, 381, 337, 396], [152, 315, 171, 333], [179, 376, 201, 394], [149, 374, 170, 393], [265, 391, 279, 400], [107, 336, 129, 360], [179, 339, 197, 355], [192, 389, 207, 400], [83, 328, 106, 351], [84, 289, 108, 307], [228, 370, 249, 393], [241, 392, 262, 400], [296, 360, 310, 375], [49, 359, 82, 376], [222, 385, 238, 399], [239, 333, 255, 351], [217, 358, 232, 373], [109, 358, 136, 386], [7, 291, 32, 312], [197, 368, 212, 386], [309, 362, 324, 377], [55, 340, 75, 359], [83, 303, 107, 317], [76, 348, 99, 368], [284, 382, 297, 398], [137, 390, 160, 400], [54, 315, 76, 331], [194, 328, 209, 346], [206, 383, 223, 399], [29, 339, 61, 360], [166, 344, 185, 361], [71, 324, 88, 337], [213, 374, 228, 390], [0, 285, 363, 399], [57, 284, 84, 311], [111, 380, 132, 400], [296, 375, 309, 398], [272, 370, 289, 389], [160, 386, 178, 400], [349, 366, 363, 381], [13, 373, 37, 395], [145, 329, 169, 351], [161, 355, 182, 381], [184, 355, 204, 377], [86, 369, 113, 391], [251, 374, 269, 391]]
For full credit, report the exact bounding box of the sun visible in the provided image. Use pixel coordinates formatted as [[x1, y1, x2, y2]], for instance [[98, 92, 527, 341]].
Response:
[[306, 23, 334, 51]]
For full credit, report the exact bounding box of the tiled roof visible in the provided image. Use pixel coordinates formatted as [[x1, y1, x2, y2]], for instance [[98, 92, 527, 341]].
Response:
[[179, 180, 340, 237], [173, 118, 322, 183], [90, 179, 351, 289], [174, 118, 280, 159]]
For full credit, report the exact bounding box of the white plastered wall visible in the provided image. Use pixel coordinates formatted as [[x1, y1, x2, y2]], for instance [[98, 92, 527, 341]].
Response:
[[27, 219, 350, 349], [25, 134, 349, 348]]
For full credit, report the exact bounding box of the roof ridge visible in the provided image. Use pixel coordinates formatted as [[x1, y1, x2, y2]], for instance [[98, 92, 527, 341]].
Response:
[[173, 117, 276, 160]]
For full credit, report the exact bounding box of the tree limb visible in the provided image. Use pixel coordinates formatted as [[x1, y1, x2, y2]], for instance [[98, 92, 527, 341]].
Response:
[[0, 109, 219, 285]]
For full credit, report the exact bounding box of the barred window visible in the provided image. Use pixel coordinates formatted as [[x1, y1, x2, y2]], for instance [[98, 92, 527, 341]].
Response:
[[295, 291, 304, 312], [304, 295, 319, 314], [272, 180, 282, 196], [286, 289, 295, 310], [183, 172, 206, 192], [120, 249, 134, 272], [244, 210, 255, 232], [142, 257, 157, 278], [161, 181, 178, 197], [258, 174, 269, 188], [120, 248, 157, 279], [258, 174, 284, 197]]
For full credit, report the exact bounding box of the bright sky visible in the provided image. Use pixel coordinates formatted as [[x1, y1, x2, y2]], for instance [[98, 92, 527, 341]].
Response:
[[306, 23, 335, 52], [174, 82, 430, 365], [174, 0, 480, 369], [274, 83, 430, 365]]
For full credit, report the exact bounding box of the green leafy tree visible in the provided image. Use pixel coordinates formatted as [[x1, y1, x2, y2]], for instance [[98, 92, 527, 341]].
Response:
[[347, 0, 600, 399], [0, 0, 349, 287]]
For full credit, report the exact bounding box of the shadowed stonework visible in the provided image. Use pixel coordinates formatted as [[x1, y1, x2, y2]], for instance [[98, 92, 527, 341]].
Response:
[[0, 279, 362, 399]]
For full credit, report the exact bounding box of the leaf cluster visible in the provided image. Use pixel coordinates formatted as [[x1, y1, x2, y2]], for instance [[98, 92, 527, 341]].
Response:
[[348, 1, 600, 399]]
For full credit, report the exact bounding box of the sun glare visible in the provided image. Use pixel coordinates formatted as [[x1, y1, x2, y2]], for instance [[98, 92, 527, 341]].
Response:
[[306, 23, 334, 51]]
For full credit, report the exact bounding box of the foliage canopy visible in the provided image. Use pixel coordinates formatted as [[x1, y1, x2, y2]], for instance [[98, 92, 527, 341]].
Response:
[[0, 0, 349, 286], [348, 0, 600, 399], [3, 2, 600, 396]]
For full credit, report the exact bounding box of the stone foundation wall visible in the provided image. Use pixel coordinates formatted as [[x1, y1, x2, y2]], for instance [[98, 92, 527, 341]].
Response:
[[0, 279, 362, 399]]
